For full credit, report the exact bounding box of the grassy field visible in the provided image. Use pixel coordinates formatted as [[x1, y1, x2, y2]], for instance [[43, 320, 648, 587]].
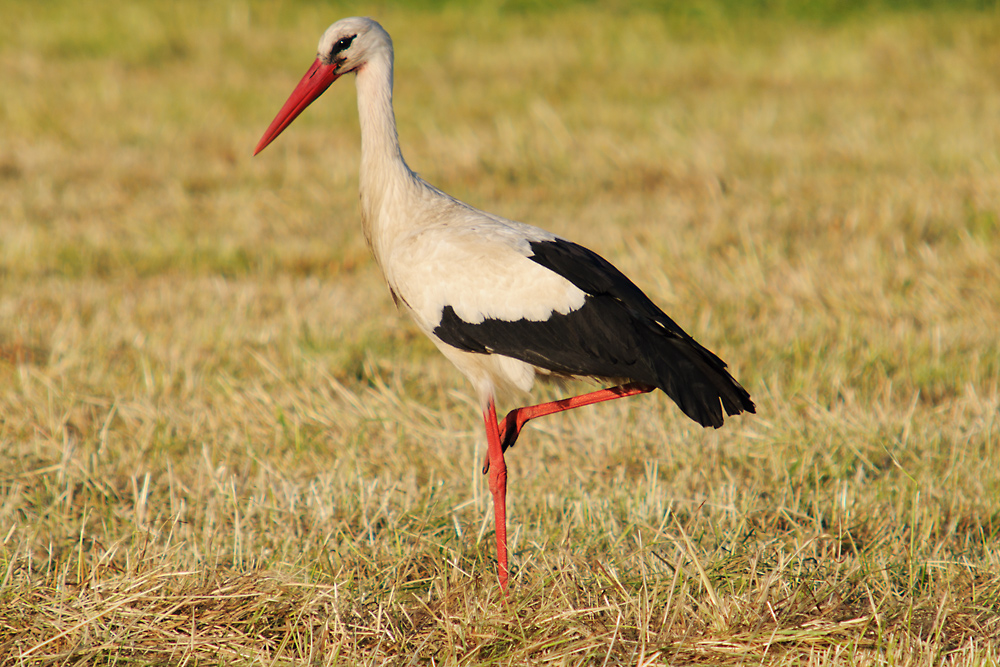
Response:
[[2, 1, 1000, 664]]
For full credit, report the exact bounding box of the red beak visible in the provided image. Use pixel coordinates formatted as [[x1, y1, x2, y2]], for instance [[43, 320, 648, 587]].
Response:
[[254, 58, 341, 155]]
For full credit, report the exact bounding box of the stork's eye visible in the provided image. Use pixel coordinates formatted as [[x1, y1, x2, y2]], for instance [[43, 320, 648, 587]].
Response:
[[331, 35, 355, 56]]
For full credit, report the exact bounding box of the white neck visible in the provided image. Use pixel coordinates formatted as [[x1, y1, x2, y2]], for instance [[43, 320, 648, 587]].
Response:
[[354, 47, 421, 268]]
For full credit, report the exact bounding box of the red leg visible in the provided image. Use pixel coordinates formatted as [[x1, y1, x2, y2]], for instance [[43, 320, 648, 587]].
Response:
[[480, 382, 654, 592], [483, 397, 509, 593], [483, 382, 654, 474]]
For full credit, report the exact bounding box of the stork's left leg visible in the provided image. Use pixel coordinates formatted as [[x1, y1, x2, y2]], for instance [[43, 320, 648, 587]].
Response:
[[482, 382, 654, 474], [482, 397, 509, 593]]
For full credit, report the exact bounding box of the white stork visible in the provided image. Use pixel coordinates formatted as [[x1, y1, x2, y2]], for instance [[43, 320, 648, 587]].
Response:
[[254, 17, 755, 593]]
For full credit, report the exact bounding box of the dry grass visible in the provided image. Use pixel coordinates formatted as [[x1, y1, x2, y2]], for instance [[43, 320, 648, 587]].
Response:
[[2, 1, 1000, 664]]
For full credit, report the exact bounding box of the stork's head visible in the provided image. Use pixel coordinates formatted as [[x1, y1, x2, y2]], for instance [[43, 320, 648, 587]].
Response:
[[254, 17, 391, 155]]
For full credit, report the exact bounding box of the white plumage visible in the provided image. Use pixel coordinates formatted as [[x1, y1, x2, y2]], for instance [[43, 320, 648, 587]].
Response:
[[255, 17, 754, 594]]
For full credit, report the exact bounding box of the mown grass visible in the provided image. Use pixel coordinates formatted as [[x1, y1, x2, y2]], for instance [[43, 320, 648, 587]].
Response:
[[2, 1, 1000, 664]]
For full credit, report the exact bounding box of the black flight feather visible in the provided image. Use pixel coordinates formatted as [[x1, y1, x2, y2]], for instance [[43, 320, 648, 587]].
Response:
[[432, 238, 755, 428]]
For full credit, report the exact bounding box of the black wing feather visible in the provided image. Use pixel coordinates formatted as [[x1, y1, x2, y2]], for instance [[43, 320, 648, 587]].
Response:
[[433, 238, 755, 428]]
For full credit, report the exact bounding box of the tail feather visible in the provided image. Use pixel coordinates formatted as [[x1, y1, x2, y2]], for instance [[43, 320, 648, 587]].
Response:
[[648, 336, 755, 429]]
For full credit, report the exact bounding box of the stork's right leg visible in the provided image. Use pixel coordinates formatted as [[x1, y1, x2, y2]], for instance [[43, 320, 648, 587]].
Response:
[[483, 397, 509, 593], [480, 383, 655, 592], [482, 382, 655, 473]]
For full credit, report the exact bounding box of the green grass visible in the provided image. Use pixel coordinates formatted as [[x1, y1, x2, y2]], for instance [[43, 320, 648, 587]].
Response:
[[2, 1, 1000, 664]]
